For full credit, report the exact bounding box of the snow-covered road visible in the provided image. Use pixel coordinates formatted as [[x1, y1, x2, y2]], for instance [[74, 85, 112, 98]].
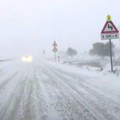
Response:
[[0, 59, 120, 120]]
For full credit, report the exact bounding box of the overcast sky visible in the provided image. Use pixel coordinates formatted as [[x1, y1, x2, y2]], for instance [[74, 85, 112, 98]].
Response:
[[0, 0, 120, 58]]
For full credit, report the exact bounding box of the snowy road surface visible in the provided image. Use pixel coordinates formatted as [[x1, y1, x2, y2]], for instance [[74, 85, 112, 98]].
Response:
[[0, 59, 120, 120]]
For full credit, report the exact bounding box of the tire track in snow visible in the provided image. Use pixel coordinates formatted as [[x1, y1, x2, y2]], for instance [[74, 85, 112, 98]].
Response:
[[36, 69, 85, 120], [32, 64, 60, 120], [0, 65, 25, 90], [37, 66, 103, 120], [48, 66, 120, 120], [21, 70, 40, 120], [33, 64, 83, 120], [0, 70, 21, 90], [42, 66, 116, 120], [0, 70, 30, 120]]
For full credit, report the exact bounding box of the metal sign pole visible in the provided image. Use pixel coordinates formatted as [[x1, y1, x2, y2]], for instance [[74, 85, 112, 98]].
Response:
[[109, 39, 113, 72], [52, 41, 58, 62], [54, 52, 56, 62]]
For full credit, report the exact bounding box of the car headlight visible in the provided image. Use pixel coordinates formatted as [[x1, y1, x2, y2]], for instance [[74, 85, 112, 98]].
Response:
[[22, 56, 32, 62]]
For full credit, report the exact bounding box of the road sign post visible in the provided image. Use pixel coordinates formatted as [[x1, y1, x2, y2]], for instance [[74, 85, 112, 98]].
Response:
[[109, 39, 113, 72], [53, 46, 57, 61], [101, 15, 119, 72], [52, 41, 58, 62]]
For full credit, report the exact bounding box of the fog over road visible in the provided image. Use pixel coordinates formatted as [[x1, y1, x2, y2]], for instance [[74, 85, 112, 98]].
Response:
[[0, 59, 120, 120]]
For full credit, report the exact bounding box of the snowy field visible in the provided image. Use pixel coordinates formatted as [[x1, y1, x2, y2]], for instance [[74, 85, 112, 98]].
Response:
[[0, 58, 120, 120]]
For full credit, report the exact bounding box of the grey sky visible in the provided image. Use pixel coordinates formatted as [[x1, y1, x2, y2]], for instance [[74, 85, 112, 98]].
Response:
[[0, 0, 120, 58]]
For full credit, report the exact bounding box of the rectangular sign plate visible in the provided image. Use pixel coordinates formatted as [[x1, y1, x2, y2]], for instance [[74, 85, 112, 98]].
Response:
[[101, 33, 119, 40]]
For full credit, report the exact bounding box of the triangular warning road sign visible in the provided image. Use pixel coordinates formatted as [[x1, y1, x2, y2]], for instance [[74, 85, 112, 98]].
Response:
[[53, 46, 58, 52], [101, 21, 119, 34]]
